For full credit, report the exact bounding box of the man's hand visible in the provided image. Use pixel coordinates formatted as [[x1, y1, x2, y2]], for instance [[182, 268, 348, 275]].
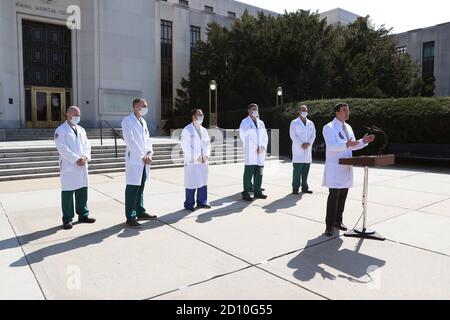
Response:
[[363, 134, 376, 144], [346, 140, 360, 149], [257, 147, 266, 154], [143, 155, 152, 165], [202, 156, 209, 163], [76, 157, 87, 166], [197, 156, 204, 163], [301, 143, 310, 150]]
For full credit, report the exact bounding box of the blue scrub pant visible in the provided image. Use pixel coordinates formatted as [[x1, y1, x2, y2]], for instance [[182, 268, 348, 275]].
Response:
[[184, 186, 208, 209]]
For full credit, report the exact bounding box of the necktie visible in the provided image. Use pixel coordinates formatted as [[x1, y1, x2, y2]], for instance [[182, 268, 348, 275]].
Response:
[[139, 118, 144, 127], [342, 123, 351, 140]]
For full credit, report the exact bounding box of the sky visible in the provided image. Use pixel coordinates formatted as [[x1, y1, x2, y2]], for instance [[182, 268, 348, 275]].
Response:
[[238, 0, 450, 33]]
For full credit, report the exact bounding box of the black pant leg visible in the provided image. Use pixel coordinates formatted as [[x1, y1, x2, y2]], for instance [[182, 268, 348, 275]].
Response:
[[326, 189, 340, 229], [336, 188, 349, 224]]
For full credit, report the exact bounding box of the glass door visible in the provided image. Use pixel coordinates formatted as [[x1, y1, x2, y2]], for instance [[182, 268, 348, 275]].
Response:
[[30, 87, 66, 128]]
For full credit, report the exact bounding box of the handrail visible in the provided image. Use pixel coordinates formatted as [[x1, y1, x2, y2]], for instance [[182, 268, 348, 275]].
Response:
[[100, 120, 123, 158]]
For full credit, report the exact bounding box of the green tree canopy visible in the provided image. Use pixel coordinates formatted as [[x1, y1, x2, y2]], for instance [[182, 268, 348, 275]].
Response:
[[175, 10, 425, 115]]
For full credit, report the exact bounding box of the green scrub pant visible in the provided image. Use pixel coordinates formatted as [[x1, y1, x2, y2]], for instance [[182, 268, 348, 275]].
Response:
[[292, 163, 311, 192], [125, 168, 147, 221], [62, 187, 89, 224], [243, 165, 263, 197]]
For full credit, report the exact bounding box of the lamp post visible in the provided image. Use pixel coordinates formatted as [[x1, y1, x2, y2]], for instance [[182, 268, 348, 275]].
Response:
[[209, 80, 218, 128], [276, 86, 283, 108]]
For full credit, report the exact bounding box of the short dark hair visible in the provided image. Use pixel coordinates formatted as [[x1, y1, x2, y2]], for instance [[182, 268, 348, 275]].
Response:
[[191, 109, 201, 117], [133, 98, 146, 108], [248, 103, 258, 110], [334, 103, 349, 113]]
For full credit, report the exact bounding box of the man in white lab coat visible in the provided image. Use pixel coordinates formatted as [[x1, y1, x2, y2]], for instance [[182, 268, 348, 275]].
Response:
[[122, 98, 157, 228], [290, 104, 316, 195], [181, 109, 212, 212], [54, 106, 96, 230], [322, 103, 375, 236], [239, 103, 269, 201]]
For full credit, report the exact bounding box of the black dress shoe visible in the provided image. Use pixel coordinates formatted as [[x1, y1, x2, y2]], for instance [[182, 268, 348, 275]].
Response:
[[242, 194, 254, 202], [254, 193, 268, 199], [137, 213, 158, 221], [302, 190, 313, 194], [126, 220, 141, 228], [185, 207, 196, 212], [292, 189, 300, 195], [197, 204, 212, 209], [63, 223, 73, 230], [335, 223, 348, 232], [78, 216, 96, 224], [324, 228, 334, 237]]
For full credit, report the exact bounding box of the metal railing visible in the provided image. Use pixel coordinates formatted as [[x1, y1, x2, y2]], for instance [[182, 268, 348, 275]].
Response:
[[100, 120, 123, 158]]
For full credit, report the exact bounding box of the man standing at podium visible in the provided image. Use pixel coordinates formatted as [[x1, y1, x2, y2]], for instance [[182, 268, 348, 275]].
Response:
[[322, 103, 375, 237]]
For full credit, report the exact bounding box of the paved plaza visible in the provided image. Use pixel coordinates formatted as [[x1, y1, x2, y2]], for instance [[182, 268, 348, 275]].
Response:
[[0, 160, 449, 300]]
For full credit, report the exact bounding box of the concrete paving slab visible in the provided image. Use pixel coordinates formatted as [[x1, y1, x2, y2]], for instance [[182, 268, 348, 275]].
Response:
[[348, 184, 448, 211], [154, 267, 324, 300], [0, 206, 44, 300], [419, 199, 450, 218], [260, 236, 450, 300], [0, 188, 111, 213], [374, 211, 450, 255], [12, 220, 248, 300], [165, 205, 329, 264]]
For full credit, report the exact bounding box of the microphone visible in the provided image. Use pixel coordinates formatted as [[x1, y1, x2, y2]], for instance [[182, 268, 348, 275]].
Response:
[[363, 125, 389, 155]]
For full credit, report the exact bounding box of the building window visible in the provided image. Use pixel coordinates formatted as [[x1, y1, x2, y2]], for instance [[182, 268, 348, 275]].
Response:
[[179, 0, 188, 6], [422, 41, 435, 79], [190, 26, 201, 58], [228, 11, 236, 18], [161, 20, 173, 120], [204, 5, 214, 13], [396, 46, 407, 55]]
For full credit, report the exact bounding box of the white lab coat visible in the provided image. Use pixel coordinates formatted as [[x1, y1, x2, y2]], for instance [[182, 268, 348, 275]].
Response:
[[122, 113, 153, 186], [54, 122, 91, 191], [239, 116, 269, 166], [181, 123, 211, 189], [322, 118, 368, 189], [290, 117, 316, 164]]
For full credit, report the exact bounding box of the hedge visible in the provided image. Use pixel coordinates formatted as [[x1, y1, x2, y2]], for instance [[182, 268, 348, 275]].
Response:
[[165, 107, 276, 131], [165, 98, 450, 158], [273, 97, 450, 157]]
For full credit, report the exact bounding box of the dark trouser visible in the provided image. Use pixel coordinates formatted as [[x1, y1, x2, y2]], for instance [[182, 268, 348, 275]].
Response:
[[243, 165, 263, 197], [62, 187, 89, 224], [326, 188, 349, 229], [292, 163, 311, 192], [185, 186, 208, 209], [125, 168, 147, 221]]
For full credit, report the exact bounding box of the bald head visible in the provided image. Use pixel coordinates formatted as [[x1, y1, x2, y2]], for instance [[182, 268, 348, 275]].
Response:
[[66, 106, 81, 126]]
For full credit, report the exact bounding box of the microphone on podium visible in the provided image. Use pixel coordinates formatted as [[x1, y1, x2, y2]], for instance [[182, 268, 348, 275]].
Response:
[[363, 125, 389, 155]]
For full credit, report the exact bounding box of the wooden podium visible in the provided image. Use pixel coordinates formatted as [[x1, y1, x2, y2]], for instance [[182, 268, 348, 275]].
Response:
[[339, 155, 396, 241]]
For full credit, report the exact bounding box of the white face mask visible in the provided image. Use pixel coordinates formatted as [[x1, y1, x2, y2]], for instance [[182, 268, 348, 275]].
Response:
[[196, 115, 204, 125], [301, 112, 308, 118], [70, 116, 80, 125], [252, 110, 259, 118], [139, 107, 148, 117]]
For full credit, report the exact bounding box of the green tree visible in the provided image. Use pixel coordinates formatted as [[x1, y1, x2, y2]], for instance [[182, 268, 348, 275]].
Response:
[[175, 11, 423, 116]]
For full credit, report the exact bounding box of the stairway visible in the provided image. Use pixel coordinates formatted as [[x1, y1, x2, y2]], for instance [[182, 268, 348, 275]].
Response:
[[0, 140, 273, 182], [3, 128, 122, 141]]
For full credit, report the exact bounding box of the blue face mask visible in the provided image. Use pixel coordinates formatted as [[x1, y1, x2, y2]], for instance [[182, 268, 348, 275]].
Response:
[[197, 115, 204, 125]]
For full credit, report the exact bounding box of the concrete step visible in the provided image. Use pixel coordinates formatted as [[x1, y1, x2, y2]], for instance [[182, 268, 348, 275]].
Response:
[[0, 148, 245, 162], [0, 155, 253, 179], [0, 147, 244, 161], [0, 157, 278, 182], [0, 151, 246, 170]]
